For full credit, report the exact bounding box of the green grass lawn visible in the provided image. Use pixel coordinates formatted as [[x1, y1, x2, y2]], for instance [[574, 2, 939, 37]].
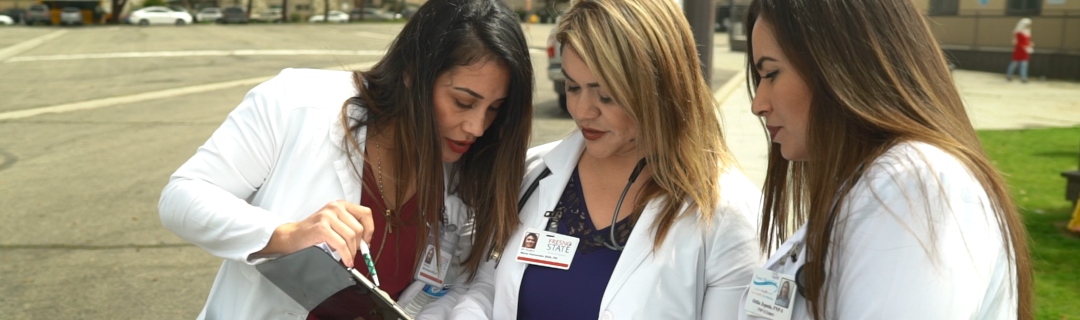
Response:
[[978, 126, 1080, 319]]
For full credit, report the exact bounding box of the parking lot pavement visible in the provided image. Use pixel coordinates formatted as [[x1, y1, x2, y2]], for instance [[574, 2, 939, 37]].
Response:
[[0, 28, 61, 49]]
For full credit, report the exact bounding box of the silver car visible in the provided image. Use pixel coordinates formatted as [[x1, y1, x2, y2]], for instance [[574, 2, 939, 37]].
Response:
[[60, 7, 82, 25], [195, 7, 222, 23]]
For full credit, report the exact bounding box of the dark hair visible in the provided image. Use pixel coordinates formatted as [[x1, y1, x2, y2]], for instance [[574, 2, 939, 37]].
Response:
[[522, 232, 538, 247], [745, 0, 1031, 319], [341, 0, 533, 278]]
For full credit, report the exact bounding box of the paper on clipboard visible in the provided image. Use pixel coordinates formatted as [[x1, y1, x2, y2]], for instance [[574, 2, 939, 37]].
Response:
[[255, 246, 413, 320]]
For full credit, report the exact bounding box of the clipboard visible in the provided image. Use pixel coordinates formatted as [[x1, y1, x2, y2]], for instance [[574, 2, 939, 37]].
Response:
[[256, 246, 413, 320]]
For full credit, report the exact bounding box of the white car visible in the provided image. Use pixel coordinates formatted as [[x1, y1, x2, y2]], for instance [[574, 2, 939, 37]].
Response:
[[0, 14, 13, 25], [308, 10, 349, 23], [128, 6, 193, 25]]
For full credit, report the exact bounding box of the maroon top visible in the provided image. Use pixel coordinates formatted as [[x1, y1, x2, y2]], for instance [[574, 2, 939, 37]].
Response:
[[308, 164, 421, 320]]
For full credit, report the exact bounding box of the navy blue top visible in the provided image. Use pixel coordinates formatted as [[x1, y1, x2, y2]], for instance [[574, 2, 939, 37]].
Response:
[[517, 168, 635, 320]]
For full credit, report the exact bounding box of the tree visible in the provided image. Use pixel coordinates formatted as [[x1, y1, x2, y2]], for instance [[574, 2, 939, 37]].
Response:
[[322, 0, 329, 22], [108, 0, 128, 24], [143, 0, 166, 7], [281, 0, 288, 23]]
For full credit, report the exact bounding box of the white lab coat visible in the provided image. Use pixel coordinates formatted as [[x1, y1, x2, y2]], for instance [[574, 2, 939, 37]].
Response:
[[737, 141, 1018, 319], [159, 68, 474, 320], [452, 133, 763, 319]]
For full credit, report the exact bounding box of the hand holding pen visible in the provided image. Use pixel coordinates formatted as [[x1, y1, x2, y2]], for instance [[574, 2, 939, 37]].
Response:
[[256, 200, 376, 269]]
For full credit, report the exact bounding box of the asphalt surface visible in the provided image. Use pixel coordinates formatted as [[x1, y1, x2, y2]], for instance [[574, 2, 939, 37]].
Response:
[[0, 22, 739, 319]]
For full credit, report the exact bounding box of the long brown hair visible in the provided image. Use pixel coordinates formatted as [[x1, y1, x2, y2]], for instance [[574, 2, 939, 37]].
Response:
[[340, 0, 533, 278], [745, 0, 1032, 318], [555, 0, 735, 247]]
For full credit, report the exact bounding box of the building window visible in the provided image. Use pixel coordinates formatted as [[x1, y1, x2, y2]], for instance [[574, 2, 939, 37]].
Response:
[[1007, 0, 1041, 16], [295, 4, 311, 11], [929, 0, 959, 16]]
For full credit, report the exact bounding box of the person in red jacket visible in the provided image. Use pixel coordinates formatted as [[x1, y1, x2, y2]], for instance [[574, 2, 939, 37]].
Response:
[[1006, 18, 1033, 83]]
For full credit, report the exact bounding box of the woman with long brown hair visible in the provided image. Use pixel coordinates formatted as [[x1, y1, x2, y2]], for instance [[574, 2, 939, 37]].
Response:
[[454, 0, 761, 318], [740, 0, 1032, 319], [157, 0, 533, 318]]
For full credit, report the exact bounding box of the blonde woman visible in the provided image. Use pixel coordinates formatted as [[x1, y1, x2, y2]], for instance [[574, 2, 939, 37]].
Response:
[[453, 0, 761, 318], [740, 0, 1033, 319]]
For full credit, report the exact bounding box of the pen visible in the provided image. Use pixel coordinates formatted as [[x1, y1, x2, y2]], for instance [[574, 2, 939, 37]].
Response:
[[359, 240, 380, 287]]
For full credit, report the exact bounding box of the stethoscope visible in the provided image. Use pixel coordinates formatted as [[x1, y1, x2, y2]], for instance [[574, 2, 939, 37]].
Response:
[[603, 158, 648, 251], [489, 158, 648, 265]]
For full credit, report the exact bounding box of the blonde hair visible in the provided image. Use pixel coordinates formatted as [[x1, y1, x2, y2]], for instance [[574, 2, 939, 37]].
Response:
[[556, 0, 735, 246], [746, 0, 1032, 318], [1014, 18, 1032, 33]]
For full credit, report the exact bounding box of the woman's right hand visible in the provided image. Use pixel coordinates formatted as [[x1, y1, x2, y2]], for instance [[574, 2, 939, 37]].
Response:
[[257, 200, 375, 267]]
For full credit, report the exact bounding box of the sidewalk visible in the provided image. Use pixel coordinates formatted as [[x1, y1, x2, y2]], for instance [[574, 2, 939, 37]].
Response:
[[713, 49, 1080, 188]]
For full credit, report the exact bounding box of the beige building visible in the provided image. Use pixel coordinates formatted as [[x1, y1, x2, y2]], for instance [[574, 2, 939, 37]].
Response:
[[728, 0, 1079, 80], [916, 0, 1079, 80]]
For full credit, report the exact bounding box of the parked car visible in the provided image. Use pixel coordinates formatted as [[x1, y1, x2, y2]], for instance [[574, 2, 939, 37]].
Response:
[[250, 8, 282, 23], [195, 7, 222, 23], [399, 5, 418, 19], [60, 7, 82, 25], [24, 4, 51, 25], [545, 24, 566, 112], [219, 7, 248, 24], [309, 10, 348, 23], [348, 7, 399, 21], [2, 8, 25, 24], [127, 6, 193, 25], [0, 14, 13, 25], [714, 4, 731, 32]]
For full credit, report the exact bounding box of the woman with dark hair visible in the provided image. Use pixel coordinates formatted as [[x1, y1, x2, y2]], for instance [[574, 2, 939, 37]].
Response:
[[157, 0, 534, 318], [740, 0, 1032, 319]]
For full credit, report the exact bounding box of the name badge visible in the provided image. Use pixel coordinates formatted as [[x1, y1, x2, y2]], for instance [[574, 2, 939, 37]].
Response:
[[514, 228, 578, 270], [745, 268, 796, 320], [415, 243, 451, 287], [415, 224, 460, 287]]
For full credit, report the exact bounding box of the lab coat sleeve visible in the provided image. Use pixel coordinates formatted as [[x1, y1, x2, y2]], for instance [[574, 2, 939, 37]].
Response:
[[827, 155, 999, 319], [414, 267, 469, 319], [448, 247, 497, 319], [448, 142, 558, 319], [158, 73, 292, 264], [702, 173, 765, 320]]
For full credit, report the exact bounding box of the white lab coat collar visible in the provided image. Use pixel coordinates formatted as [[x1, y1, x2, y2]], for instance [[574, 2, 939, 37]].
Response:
[[528, 132, 665, 314]]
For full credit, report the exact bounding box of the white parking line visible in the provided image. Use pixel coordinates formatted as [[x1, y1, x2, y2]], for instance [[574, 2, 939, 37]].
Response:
[[0, 61, 377, 120], [6, 49, 387, 63], [0, 30, 68, 62]]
